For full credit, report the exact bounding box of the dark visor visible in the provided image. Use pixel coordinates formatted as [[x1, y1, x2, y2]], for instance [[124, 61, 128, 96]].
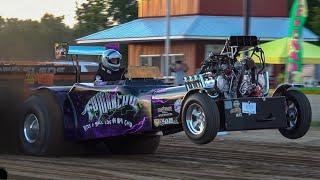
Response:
[[108, 58, 120, 65]]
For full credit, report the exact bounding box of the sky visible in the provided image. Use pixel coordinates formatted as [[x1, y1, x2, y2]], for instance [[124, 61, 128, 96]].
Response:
[[0, 0, 87, 27]]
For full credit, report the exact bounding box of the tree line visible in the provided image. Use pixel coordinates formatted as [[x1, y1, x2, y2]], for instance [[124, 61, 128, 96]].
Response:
[[307, 0, 320, 37], [0, 0, 137, 60], [0, 0, 319, 60]]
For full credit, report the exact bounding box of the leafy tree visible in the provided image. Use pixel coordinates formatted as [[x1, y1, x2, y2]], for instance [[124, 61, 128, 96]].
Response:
[[309, 6, 320, 36], [107, 0, 138, 24], [106, 0, 138, 64], [73, 0, 110, 37], [73, 0, 138, 64], [306, 0, 320, 45], [39, 14, 73, 58], [0, 14, 72, 60], [0, 16, 4, 28], [306, 0, 320, 36]]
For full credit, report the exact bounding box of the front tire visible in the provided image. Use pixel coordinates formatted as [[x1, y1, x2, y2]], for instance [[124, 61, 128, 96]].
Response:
[[105, 135, 160, 154], [181, 93, 220, 144], [19, 91, 64, 155], [278, 90, 311, 139]]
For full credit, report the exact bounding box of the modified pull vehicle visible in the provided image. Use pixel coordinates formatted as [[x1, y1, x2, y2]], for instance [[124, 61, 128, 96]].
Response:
[[19, 37, 311, 155], [181, 36, 311, 144]]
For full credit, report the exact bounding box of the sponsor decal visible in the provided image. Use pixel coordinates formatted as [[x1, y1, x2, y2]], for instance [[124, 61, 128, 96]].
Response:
[[81, 92, 138, 122], [235, 113, 243, 117], [0, 66, 67, 73], [230, 100, 242, 117], [154, 118, 161, 127], [233, 100, 240, 108], [154, 88, 167, 93], [230, 108, 241, 114], [157, 106, 173, 117], [242, 102, 257, 115], [174, 99, 183, 113], [224, 100, 232, 110], [153, 118, 179, 127]]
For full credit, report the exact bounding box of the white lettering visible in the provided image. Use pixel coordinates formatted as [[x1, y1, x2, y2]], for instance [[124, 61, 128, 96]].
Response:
[[122, 95, 129, 106], [82, 92, 139, 122], [82, 118, 134, 131]]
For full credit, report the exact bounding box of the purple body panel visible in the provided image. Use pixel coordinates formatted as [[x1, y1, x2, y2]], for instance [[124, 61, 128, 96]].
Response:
[[67, 84, 153, 140], [151, 86, 186, 127], [63, 82, 169, 141], [45, 81, 186, 141]]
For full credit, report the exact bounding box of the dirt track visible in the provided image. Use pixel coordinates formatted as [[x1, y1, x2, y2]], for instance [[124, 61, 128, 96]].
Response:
[[1, 129, 320, 180]]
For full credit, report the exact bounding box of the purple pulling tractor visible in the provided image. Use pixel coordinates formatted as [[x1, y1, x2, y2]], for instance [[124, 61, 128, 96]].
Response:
[[20, 36, 311, 155]]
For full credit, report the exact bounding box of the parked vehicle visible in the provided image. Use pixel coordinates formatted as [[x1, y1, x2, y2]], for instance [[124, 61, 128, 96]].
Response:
[[19, 37, 311, 155]]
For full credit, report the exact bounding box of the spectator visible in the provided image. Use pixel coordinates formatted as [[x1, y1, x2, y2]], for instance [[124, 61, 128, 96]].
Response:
[[170, 60, 189, 86]]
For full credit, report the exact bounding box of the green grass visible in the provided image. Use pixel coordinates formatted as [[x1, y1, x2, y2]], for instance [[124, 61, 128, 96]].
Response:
[[270, 87, 320, 95], [299, 88, 320, 95], [311, 121, 320, 127]]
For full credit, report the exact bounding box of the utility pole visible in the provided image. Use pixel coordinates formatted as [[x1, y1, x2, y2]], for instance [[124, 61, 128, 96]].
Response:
[[243, 0, 251, 37], [165, 0, 171, 76], [243, 0, 251, 56]]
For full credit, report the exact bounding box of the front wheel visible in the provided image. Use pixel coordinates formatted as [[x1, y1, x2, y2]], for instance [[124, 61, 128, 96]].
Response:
[[278, 90, 311, 139], [181, 93, 220, 144]]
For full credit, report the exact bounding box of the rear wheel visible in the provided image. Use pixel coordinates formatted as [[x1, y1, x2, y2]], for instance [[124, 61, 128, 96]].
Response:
[[182, 93, 220, 144], [19, 91, 65, 155], [278, 90, 311, 139], [105, 135, 160, 154], [0, 85, 22, 153]]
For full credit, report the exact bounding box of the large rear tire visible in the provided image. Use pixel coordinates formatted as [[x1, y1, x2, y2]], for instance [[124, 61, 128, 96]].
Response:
[[19, 91, 65, 155], [181, 93, 220, 144], [278, 90, 311, 139], [105, 135, 160, 154], [0, 85, 22, 153]]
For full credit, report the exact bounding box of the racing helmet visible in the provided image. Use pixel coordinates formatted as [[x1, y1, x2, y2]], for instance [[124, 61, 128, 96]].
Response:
[[101, 49, 122, 71]]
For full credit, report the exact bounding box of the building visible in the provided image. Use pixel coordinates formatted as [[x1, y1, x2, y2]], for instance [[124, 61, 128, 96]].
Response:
[[76, 0, 319, 79]]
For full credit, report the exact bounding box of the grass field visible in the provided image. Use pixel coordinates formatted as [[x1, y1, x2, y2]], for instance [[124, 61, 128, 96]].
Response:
[[311, 121, 320, 127]]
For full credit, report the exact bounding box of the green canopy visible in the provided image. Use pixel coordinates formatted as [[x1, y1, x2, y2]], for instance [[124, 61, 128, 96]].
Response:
[[254, 37, 320, 64]]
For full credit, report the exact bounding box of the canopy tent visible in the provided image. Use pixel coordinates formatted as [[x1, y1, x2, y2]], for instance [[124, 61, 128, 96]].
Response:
[[254, 37, 320, 64]]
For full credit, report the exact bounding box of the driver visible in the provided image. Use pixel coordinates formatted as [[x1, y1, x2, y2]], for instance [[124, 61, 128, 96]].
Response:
[[95, 49, 126, 82]]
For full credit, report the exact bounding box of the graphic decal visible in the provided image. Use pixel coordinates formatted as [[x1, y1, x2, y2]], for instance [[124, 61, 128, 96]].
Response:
[[80, 92, 140, 132], [68, 87, 153, 140], [81, 92, 138, 122]]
